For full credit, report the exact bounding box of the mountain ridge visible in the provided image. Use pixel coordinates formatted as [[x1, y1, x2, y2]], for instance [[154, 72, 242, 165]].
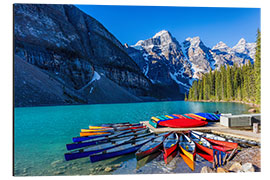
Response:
[[126, 30, 256, 82]]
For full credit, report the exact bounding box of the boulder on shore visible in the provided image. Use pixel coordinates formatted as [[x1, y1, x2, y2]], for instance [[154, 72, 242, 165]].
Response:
[[241, 163, 255, 172], [201, 166, 215, 173], [248, 108, 257, 113], [229, 162, 242, 172], [217, 167, 228, 173]]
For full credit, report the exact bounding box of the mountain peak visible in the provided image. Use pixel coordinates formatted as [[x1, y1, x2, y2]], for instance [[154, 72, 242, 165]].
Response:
[[235, 38, 247, 46], [186, 36, 200, 41], [134, 30, 175, 47], [232, 38, 247, 53], [212, 41, 230, 50], [239, 38, 246, 43], [153, 30, 171, 38], [185, 36, 202, 47]]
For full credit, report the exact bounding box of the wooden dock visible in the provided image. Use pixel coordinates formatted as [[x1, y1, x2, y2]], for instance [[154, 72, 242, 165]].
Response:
[[141, 121, 261, 142]]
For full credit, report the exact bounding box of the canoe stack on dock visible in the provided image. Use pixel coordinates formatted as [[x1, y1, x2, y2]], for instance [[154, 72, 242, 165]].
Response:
[[149, 112, 220, 128], [64, 113, 238, 171]]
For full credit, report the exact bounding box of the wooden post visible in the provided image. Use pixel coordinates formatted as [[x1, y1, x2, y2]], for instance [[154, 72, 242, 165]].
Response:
[[215, 154, 218, 166], [212, 157, 216, 169], [226, 148, 237, 163], [222, 153, 228, 165], [253, 123, 259, 133], [219, 152, 222, 166]]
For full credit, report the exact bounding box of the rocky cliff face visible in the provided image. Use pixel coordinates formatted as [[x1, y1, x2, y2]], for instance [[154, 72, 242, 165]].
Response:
[[126, 30, 193, 94], [14, 4, 152, 106], [182, 36, 215, 79]]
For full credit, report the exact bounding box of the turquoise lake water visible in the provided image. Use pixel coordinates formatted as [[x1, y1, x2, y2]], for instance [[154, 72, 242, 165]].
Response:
[[14, 101, 250, 176]]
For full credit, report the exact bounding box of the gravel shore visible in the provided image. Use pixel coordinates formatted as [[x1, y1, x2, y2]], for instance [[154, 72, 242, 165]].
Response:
[[224, 146, 261, 171]]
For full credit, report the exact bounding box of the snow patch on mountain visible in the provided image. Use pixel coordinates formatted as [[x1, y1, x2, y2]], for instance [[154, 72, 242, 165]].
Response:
[[79, 71, 101, 93], [126, 30, 256, 96]]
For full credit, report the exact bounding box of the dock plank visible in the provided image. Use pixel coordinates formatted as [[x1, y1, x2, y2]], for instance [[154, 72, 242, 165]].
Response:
[[141, 121, 261, 142]]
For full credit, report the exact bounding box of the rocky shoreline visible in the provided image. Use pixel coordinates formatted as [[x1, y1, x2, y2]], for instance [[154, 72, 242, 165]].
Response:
[[201, 146, 261, 173]]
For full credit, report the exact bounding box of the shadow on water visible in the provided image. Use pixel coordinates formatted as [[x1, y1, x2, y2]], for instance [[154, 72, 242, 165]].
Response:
[[136, 151, 162, 169], [107, 153, 135, 165]]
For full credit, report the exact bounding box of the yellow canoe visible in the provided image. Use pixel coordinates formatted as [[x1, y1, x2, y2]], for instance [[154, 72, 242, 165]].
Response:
[[81, 129, 112, 132], [165, 115, 174, 119], [179, 145, 195, 162], [151, 117, 160, 122], [80, 132, 110, 137], [88, 126, 111, 129], [179, 151, 195, 171]]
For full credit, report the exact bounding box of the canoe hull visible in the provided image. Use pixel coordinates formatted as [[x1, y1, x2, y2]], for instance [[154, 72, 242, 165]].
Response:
[[163, 133, 179, 164], [68, 129, 148, 150], [179, 145, 195, 162], [205, 137, 238, 152], [164, 148, 177, 164], [90, 139, 151, 163], [179, 152, 195, 171], [80, 132, 111, 137], [159, 118, 208, 128], [194, 141, 214, 162], [136, 143, 162, 160]]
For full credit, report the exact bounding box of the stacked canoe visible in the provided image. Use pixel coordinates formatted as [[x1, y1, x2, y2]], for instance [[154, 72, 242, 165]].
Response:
[[65, 122, 155, 161], [149, 112, 221, 128], [64, 121, 238, 171]]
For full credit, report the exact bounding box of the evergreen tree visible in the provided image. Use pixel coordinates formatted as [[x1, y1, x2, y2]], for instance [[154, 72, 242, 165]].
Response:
[[198, 80, 203, 101], [220, 65, 227, 99], [188, 85, 194, 100], [254, 29, 261, 104], [215, 70, 221, 100], [226, 65, 233, 100], [192, 80, 198, 100], [203, 75, 209, 100]]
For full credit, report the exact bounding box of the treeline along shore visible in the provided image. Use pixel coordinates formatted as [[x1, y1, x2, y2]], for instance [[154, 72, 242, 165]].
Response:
[[186, 30, 261, 108]]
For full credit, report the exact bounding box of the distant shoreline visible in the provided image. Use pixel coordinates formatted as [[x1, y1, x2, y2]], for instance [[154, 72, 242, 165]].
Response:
[[187, 99, 260, 112]]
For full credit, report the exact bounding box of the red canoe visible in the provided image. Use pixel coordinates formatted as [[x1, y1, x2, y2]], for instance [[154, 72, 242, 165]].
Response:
[[163, 133, 179, 164], [135, 132, 170, 160], [204, 137, 238, 152], [158, 118, 208, 128], [190, 131, 214, 162], [194, 141, 214, 162]]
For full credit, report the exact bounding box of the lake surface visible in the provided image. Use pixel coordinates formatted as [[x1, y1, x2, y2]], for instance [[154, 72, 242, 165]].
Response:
[[14, 101, 250, 176]]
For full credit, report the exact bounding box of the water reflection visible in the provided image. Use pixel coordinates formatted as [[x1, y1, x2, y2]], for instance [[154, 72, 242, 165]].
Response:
[[136, 151, 162, 169]]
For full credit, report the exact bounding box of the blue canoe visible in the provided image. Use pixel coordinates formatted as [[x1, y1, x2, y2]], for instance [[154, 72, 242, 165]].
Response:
[[67, 129, 148, 150], [89, 134, 157, 163], [206, 113, 219, 121], [135, 132, 170, 160], [209, 113, 220, 119], [100, 122, 141, 127], [72, 127, 147, 142], [195, 113, 218, 121], [64, 135, 134, 161]]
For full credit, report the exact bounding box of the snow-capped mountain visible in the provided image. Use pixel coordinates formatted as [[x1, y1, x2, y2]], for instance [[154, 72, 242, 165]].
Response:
[[126, 30, 193, 94], [182, 36, 215, 79], [126, 30, 256, 94], [212, 38, 256, 68]]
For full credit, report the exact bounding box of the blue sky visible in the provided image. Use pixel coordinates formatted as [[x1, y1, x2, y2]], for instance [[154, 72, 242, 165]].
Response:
[[75, 5, 260, 48]]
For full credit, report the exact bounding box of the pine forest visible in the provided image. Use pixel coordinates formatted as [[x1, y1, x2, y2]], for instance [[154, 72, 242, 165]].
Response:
[[187, 30, 261, 105]]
